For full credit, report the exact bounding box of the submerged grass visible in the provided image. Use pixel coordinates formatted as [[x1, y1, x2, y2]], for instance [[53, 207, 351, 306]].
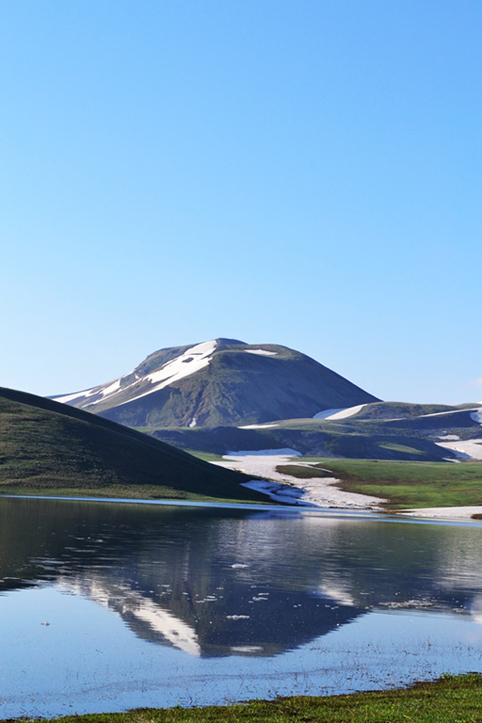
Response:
[[5, 674, 482, 722], [296, 458, 482, 509]]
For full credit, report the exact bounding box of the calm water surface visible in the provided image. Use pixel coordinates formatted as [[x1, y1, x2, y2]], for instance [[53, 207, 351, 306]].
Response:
[[1, 496, 482, 717]]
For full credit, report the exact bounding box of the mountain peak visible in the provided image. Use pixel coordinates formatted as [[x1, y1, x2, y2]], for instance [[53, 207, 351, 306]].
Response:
[[52, 339, 379, 429]]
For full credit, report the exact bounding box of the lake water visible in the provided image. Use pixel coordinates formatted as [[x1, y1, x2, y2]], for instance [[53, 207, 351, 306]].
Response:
[[1, 496, 482, 718]]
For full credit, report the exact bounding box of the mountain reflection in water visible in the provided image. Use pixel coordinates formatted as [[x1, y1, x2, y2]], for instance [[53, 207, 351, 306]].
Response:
[[1, 496, 482, 659]]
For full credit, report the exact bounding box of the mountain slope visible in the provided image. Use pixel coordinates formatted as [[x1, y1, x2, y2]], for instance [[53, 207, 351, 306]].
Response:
[[0, 387, 266, 503], [52, 339, 379, 429]]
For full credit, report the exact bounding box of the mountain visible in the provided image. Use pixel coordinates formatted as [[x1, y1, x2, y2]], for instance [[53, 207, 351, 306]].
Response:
[[52, 338, 379, 429], [0, 386, 266, 503]]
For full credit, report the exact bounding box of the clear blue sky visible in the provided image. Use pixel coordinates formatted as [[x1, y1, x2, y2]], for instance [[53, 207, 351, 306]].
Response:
[[1, 0, 481, 404]]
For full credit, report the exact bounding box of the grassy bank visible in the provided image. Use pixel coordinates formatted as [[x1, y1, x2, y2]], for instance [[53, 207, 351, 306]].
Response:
[[5, 674, 482, 722], [283, 458, 482, 509], [0, 485, 266, 505]]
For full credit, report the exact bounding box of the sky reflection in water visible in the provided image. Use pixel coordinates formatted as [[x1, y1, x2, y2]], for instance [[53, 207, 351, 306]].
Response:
[[1, 496, 482, 717]]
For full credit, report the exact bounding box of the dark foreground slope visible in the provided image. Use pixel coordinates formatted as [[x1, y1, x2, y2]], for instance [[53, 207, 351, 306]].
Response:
[[0, 387, 266, 503]]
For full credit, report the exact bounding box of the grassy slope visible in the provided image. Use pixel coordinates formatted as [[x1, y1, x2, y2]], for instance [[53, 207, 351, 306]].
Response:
[[5, 674, 482, 723], [287, 458, 482, 509], [0, 387, 267, 504]]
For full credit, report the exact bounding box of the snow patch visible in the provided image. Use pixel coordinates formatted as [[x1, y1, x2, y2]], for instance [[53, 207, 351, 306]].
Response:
[[470, 408, 482, 425], [100, 378, 121, 397], [314, 405, 366, 420], [54, 389, 94, 404], [239, 423, 280, 429], [54, 340, 218, 408], [400, 505, 482, 520], [189, 417, 197, 428], [214, 452, 386, 509], [244, 349, 278, 356], [127, 340, 217, 403], [419, 407, 481, 419], [436, 439, 482, 460], [313, 408, 346, 419]]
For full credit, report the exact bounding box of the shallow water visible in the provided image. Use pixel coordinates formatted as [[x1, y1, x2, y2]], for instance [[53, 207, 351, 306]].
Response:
[[1, 496, 482, 717]]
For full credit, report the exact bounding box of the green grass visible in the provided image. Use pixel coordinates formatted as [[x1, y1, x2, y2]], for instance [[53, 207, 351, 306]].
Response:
[[378, 442, 425, 455], [276, 464, 334, 479], [298, 458, 482, 509], [187, 450, 226, 463], [5, 674, 482, 722]]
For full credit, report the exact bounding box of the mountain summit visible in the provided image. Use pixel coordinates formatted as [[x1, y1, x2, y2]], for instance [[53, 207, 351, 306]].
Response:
[[53, 339, 379, 429]]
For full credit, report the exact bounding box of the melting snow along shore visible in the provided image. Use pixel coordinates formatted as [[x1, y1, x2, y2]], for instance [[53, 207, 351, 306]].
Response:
[[212, 450, 386, 510], [212, 450, 482, 521]]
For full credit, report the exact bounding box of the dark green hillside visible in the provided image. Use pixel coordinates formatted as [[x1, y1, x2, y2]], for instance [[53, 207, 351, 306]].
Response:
[[0, 387, 267, 503], [151, 419, 456, 461]]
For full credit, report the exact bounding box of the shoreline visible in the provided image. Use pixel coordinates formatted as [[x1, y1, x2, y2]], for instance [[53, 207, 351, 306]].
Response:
[[213, 451, 482, 521], [214, 451, 387, 509], [2, 673, 481, 722]]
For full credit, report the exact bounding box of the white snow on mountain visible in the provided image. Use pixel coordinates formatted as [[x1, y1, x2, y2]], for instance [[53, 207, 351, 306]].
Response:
[[314, 405, 366, 420], [125, 340, 217, 405], [53, 388, 96, 405], [470, 408, 482, 424], [54, 340, 218, 408], [313, 408, 346, 420], [244, 349, 278, 357]]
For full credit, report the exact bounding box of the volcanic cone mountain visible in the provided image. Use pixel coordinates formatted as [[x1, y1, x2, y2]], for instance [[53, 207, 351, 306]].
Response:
[[53, 339, 379, 429]]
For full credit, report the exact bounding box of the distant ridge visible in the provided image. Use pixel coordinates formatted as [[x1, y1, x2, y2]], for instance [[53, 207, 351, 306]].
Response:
[[52, 338, 379, 429]]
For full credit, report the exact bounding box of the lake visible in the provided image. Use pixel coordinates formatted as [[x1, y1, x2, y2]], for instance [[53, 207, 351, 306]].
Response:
[[1, 496, 482, 718]]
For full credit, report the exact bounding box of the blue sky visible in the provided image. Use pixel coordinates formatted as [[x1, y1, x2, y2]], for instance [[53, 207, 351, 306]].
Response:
[[1, 0, 481, 404]]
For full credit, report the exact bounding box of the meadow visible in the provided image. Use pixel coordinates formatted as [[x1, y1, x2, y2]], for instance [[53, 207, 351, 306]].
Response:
[[279, 458, 482, 509]]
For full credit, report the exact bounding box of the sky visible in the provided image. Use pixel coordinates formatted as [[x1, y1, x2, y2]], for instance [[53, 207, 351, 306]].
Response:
[[1, 0, 481, 405]]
